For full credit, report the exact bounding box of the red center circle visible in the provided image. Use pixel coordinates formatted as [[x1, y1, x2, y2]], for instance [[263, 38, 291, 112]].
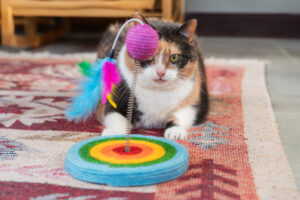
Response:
[[112, 146, 142, 155]]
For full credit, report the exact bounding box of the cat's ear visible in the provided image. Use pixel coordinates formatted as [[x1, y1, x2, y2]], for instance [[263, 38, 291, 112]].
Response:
[[133, 12, 149, 25], [178, 19, 197, 43]]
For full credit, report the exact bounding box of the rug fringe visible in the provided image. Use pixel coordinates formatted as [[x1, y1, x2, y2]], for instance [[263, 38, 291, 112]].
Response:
[[0, 51, 97, 60], [205, 57, 270, 67], [0, 51, 270, 67]]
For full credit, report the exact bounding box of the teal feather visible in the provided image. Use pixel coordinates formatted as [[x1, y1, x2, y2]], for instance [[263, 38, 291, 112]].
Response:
[[66, 58, 113, 122]]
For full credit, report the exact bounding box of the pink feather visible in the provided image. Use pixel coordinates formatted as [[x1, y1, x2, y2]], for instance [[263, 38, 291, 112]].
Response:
[[101, 60, 121, 104]]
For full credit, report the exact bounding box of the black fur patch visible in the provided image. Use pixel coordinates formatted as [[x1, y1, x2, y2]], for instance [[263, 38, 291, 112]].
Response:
[[165, 121, 176, 129], [104, 80, 142, 124]]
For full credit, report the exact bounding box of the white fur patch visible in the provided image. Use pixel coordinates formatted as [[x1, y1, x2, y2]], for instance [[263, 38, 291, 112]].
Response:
[[173, 106, 197, 128], [134, 83, 193, 129], [164, 106, 196, 140], [119, 46, 133, 85], [164, 126, 188, 140], [102, 112, 127, 136]]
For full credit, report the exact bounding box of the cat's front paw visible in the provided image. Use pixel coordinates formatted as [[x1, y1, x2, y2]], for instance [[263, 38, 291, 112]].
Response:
[[101, 128, 125, 136], [164, 126, 188, 140]]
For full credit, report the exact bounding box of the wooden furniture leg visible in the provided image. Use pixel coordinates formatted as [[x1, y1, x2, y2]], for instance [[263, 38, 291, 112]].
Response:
[[162, 0, 173, 21], [24, 17, 37, 37], [177, 0, 185, 23], [1, 1, 15, 46], [2, 16, 69, 48]]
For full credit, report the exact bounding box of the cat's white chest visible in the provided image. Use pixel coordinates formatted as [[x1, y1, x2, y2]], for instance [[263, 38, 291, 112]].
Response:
[[134, 81, 193, 129], [117, 45, 194, 129]]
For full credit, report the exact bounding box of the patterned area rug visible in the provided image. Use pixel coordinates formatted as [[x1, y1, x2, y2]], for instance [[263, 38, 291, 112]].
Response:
[[0, 52, 299, 200]]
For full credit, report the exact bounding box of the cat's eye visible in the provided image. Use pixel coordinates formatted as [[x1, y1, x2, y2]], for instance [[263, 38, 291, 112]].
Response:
[[169, 54, 179, 64], [140, 56, 154, 67], [147, 56, 154, 62]]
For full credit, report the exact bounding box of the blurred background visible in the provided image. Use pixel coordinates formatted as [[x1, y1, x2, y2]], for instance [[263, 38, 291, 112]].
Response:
[[1, 0, 300, 49], [0, 0, 299, 189]]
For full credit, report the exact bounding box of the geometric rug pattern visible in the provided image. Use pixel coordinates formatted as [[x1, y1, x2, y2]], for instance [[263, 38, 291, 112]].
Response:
[[0, 52, 298, 200]]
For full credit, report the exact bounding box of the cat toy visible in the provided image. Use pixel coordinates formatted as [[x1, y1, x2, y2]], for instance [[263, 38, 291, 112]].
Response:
[[65, 18, 189, 186]]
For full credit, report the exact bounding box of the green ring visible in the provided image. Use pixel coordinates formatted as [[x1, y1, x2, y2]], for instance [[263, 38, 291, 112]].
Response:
[[79, 137, 177, 167]]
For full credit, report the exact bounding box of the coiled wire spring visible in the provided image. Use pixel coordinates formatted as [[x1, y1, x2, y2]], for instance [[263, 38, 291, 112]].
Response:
[[124, 60, 140, 152]]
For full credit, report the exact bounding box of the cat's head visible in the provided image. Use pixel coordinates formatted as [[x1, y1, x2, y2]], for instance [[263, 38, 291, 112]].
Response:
[[119, 18, 199, 89]]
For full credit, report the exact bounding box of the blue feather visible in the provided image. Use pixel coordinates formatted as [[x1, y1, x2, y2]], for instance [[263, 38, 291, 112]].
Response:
[[65, 58, 112, 122]]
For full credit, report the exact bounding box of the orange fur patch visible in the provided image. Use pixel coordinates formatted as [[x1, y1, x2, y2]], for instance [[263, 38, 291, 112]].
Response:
[[178, 69, 201, 109], [165, 116, 179, 126], [124, 50, 138, 73], [158, 40, 181, 70], [178, 60, 198, 80], [95, 104, 105, 124]]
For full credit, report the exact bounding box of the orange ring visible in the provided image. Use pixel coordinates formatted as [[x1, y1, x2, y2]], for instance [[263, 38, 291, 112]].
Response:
[[90, 140, 165, 164], [100, 142, 153, 160]]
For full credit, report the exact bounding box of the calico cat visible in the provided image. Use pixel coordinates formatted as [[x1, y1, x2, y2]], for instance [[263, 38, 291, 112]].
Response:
[[96, 17, 208, 140]]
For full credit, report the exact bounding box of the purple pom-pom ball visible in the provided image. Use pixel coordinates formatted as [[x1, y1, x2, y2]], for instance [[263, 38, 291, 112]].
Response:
[[125, 24, 159, 61]]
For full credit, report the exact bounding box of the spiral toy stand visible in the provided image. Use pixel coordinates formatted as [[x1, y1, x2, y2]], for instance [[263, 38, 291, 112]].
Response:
[[65, 18, 189, 186]]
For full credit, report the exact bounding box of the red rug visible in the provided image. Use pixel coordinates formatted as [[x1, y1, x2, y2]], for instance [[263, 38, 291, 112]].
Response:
[[0, 53, 299, 200]]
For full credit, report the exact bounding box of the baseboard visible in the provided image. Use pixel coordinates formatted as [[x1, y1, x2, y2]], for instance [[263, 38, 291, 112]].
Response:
[[185, 13, 300, 38]]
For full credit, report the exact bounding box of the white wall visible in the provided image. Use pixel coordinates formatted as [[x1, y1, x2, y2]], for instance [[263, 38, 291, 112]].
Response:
[[185, 0, 300, 14]]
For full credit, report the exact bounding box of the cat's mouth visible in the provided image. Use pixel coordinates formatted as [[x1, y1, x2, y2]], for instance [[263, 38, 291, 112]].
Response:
[[154, 79, 167, 84]]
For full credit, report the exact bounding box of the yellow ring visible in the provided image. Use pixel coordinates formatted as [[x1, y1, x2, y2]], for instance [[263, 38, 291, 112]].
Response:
[[100, 142, 154, 159], [90, 140, 165, 164]]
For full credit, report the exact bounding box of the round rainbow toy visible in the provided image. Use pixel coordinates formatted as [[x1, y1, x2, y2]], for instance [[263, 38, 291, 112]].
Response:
[[65, 135, 189, 186]]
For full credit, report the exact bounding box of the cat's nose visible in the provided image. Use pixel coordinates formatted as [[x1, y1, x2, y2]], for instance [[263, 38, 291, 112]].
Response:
[[156, 70, 166, 78]]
